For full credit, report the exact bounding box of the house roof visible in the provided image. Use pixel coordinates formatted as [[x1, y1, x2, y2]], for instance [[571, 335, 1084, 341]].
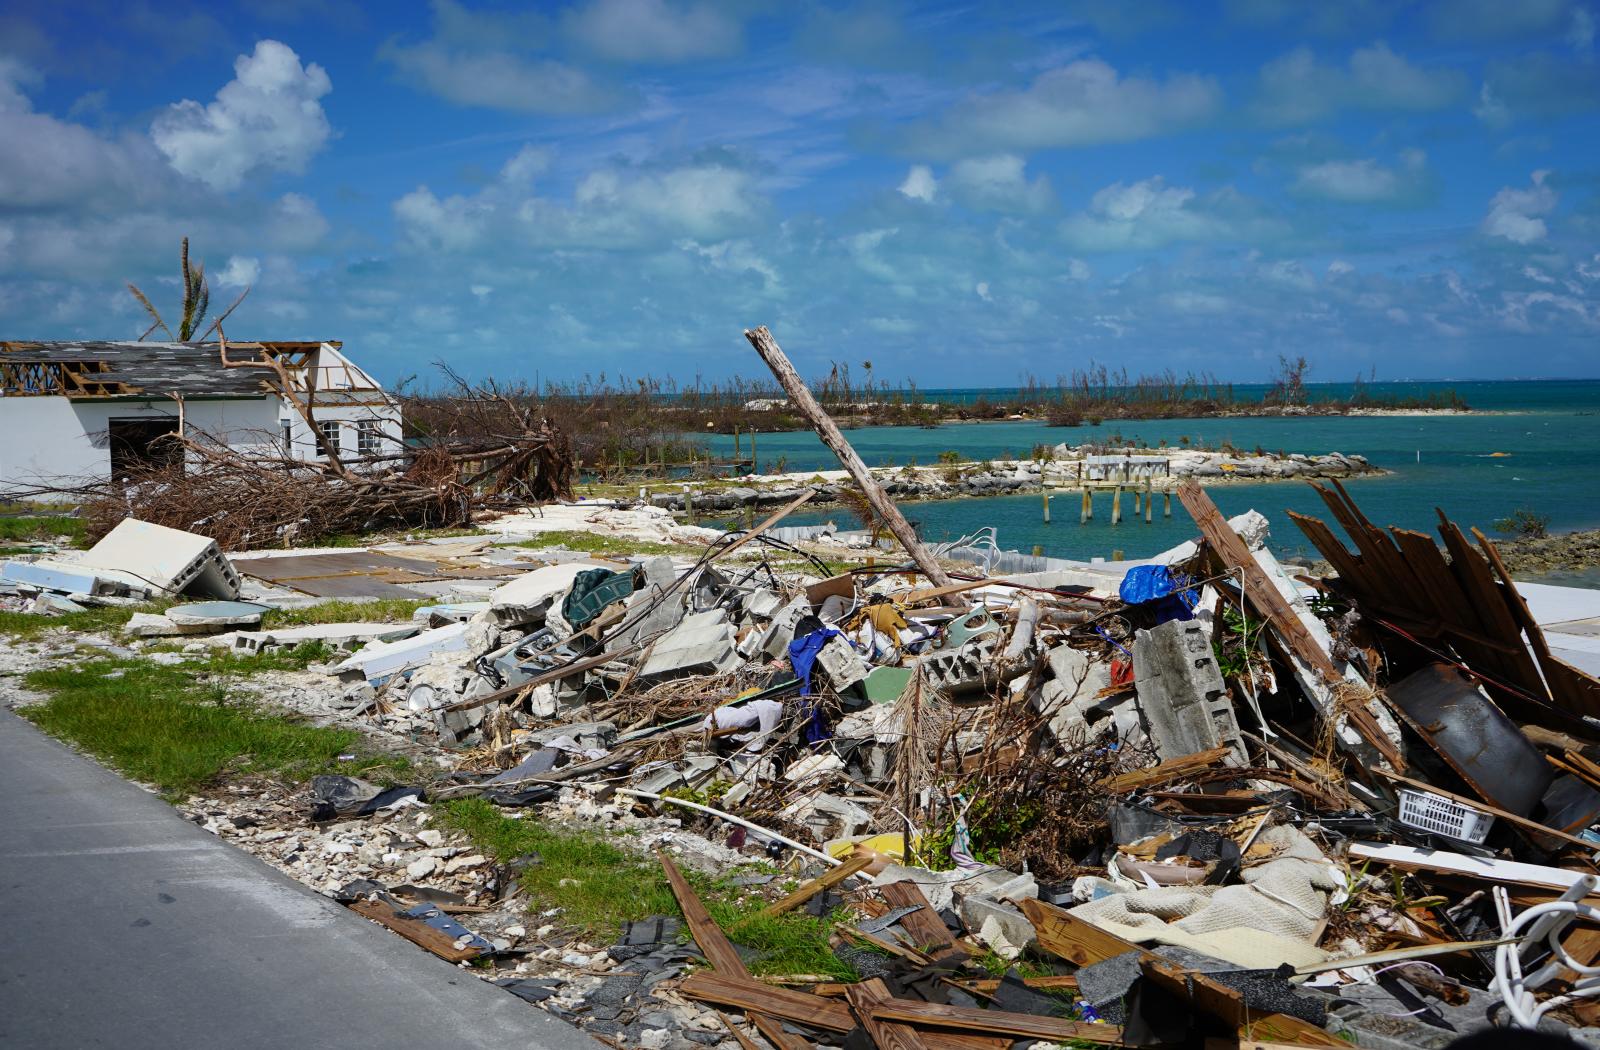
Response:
[[0, 341, 338, 400]]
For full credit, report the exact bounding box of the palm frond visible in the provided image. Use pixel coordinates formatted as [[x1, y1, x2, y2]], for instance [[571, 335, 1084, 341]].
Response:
[[126, 282, 172, 340]]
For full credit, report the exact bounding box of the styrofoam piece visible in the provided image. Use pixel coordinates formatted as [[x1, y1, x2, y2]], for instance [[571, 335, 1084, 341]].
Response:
[[334, 622, 474, 682], [75, 519, 241, 599]]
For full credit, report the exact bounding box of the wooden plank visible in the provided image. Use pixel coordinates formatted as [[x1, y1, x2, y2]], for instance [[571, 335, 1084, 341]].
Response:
[[1020, 899, 1345, 1047], [1308, 482, 1428, 619], [748, 1013, 816, 1050], [837, 925, 934, 966], [745, 325, 955, 590], [659, 851, 747, 976], [678, 973, 855, 1032], [948, 975, 1080, 994], [1180, 481, 1338, 682], [347, 899, 482, 963], [760, 854, 872, 918], [1476, 528, 1600, 718], [716, 1012, 766, 1050], [860, 997, 1130, 1045], [1388, 529, 1521, 653], [1179, 481, 1402, 767], [877, 881, 962, 955], [1434, 514, 1548, 696], [1098, 746, 1231, 794], [1284, 511, 1367, 598], [846, 979, 933, 1050]]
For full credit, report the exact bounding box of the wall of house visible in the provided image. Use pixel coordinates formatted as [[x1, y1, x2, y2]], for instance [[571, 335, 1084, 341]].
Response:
[[0, 396, 279, 491], [282, 401, 404, 465], [280, 343, 404, 467]]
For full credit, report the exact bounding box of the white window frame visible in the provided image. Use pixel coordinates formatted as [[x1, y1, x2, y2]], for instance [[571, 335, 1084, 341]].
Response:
[[319, 420, 341, 458], [356, 419, 381, 457]]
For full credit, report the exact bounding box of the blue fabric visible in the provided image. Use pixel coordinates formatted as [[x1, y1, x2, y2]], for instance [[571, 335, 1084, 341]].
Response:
[[788, 627, 842, 745], [787, 627, 840, 696]]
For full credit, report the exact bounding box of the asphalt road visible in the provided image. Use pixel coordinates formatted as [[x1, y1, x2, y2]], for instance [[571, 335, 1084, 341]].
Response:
[[0, 707, 595, 1049]]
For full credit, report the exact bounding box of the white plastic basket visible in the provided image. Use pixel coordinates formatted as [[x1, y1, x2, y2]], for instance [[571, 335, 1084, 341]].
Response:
[[1397, 788, 1495, 845]]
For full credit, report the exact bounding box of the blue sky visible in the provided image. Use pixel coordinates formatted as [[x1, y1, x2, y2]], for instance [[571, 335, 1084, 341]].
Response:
[[2, 1, 1598, 387]]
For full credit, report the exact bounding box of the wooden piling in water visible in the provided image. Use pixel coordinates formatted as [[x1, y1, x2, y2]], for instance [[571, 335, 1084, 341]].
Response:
[[1081, 487, 1092, 523], [1112, 486, 1123, 525], [1164, 491, 1172, 518], [1145, 478, 1153, 524], [1042, 491, 1051, 523]]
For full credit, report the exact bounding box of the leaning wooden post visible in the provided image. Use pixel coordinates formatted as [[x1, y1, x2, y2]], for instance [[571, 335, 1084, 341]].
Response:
[[744, 326, 956, 589], [1112, 485, 1123, 525]]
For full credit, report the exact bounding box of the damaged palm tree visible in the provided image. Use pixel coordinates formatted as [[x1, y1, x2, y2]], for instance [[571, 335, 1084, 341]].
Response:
[[127, 237, 250, 342]]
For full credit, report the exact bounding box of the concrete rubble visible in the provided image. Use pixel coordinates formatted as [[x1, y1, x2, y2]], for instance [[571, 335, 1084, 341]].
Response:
[[7, 481, 1600, 1050]]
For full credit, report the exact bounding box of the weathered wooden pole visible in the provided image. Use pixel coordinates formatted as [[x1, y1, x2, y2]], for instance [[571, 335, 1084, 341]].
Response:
[[744, 325, 955, 588], [1145, 477, 1154, 524], [1042, 491, 1051, 523], [1164, 491, 1173, 518], [1112, 485, 1123, 525], [1081, 487, 1092, 523]]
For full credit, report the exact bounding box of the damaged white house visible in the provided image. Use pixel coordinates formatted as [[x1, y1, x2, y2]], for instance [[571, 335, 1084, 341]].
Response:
[[0, 340, 401, 491]]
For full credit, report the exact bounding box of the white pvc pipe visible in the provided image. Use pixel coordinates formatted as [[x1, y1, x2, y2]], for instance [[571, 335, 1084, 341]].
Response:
[[615, 787, 842, 868]]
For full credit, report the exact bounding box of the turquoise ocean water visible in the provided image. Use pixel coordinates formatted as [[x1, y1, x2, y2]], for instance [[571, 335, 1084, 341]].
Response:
[[699, 380, 1600, 576]]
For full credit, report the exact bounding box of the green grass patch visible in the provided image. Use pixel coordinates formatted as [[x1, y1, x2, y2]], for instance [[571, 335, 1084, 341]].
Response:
[[510, 530, 692, 558], [434, 798, 855, 978], [20, 649, 407, 796], [260, 597, 434, 629], [0, 600, 175, 640], [0, 514, 87, 548]]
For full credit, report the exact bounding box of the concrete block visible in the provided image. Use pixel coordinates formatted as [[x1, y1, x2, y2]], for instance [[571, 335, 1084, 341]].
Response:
[[489, 563, 599, 627], [813, 634, 867, 691], [1131, 619, 1246, 765], [758, 596, 810, 659], [959, 895, 1036, 960], [76, 518, 240, 599], [335, 622, 475, 684], [637, 610, 739, 679]]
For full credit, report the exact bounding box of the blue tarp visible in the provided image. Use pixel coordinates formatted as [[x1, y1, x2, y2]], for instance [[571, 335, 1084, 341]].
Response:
[[1118, 564, 1197, 623]]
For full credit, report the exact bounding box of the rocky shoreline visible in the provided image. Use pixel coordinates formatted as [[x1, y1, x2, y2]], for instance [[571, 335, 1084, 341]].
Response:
[[649, 445, 1384, 513], [1494, 528, 1600, 575]]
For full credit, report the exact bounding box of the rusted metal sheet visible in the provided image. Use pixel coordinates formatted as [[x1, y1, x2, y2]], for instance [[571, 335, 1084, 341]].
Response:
[[1385, 662, 1553, 817]]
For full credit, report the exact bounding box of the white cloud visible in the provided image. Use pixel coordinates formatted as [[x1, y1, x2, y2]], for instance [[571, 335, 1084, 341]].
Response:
[[383, 42, 616, 114], [269, 192, 330, 249], [1061, 177, 1283, 252], [216, 255, 260, 287], [1292, 148, 1429, 203], [151, 40, 333, 191], [382, 1, 620, 113], [395, 146, 767, 252], [1571, 6, 1596, 48], [946, 155, 1054, 213], [907, 58, 1220, 159], [564, 0, 743, 63], [898, 165, 937, 203], [975, 281, 992, 300], [1473, 82, 1511, 127], [1065, 258, 1091, 280], [1482, 170, 1558, 244], [1255, 42, 1466, 125]]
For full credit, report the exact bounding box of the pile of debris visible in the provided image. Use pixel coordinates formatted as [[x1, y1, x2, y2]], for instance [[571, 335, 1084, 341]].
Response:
[[8, 333, 1600, 1049]]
